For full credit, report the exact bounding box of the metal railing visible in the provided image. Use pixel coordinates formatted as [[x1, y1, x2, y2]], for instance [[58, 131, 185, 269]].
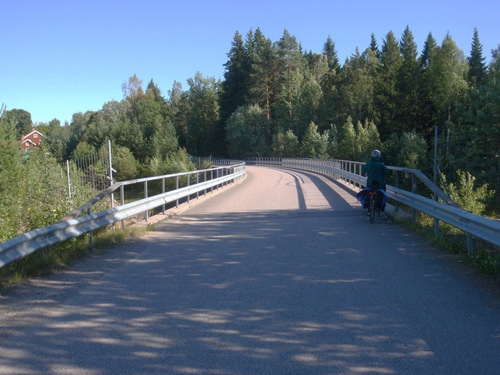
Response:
[[247, 157, 500, 254], [0, 163, 246, 269]]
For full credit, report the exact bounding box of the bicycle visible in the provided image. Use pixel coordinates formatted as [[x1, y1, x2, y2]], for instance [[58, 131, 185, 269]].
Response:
[[367, 181, 381, 224]]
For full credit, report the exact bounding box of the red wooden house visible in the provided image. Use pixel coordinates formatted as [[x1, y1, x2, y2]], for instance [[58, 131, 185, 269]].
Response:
[[20, 128, 46, 151]]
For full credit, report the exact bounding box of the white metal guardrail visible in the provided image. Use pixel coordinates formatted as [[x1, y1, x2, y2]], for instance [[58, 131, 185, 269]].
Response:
[[0, 163, 246, 269], [248, 157, 500, 254]]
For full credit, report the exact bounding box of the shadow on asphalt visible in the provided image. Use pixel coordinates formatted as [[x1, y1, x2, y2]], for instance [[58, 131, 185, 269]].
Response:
[[1, 175, 498, 374]]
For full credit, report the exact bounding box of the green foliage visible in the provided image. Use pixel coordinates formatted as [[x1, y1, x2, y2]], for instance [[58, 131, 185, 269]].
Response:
[[113, 146, 138, 181], [163, 148, 196, 175], [397, 131, 428, 169], [221, 31, 251, 123], [337, 117, 357, 160], [0, 115, 24, 241], [0, 147, 96, 243], [441, 170, 494, 216], [226, 104, 268, 158], [272, 129, 299, 157], [300, 122, 328, 158], [186, 72, 221, 155], [380, 131, 427, 169], [72, 141, 95, 160], [3, 108, 33, 137], [467, 28, 487, 88]]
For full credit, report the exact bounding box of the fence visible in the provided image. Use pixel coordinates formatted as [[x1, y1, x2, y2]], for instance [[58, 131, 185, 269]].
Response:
[[67, 144, 111, 196], [0, 163, 246, 269], [247, 157, 500, 254]]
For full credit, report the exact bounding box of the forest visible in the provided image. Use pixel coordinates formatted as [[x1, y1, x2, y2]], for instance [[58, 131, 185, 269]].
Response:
[[1, 26, 499, 224]]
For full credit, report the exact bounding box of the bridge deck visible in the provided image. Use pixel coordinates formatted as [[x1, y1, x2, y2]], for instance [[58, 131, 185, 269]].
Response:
[[0, 166, 498, 374]]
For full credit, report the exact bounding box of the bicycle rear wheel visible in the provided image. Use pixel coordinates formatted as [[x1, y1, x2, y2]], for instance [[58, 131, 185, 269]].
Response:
[[369, 196, 375, 223]]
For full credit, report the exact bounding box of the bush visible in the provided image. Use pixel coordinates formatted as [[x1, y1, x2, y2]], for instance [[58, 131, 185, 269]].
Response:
[[113, 146, 138, 181], [442, 170, 494, 216], [272, 130, 299, 157]]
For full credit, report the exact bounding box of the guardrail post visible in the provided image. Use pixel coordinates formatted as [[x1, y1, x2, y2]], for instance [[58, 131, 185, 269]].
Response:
[[204, 171, 207, 195], [120, 185, 125, 229], [467, 235, 474, 255], [88, 207, 93, 247], [196, 172, 199, 199], [144, 180, 149, 222], [395, 171, 400, 213], [411, 174, 416, 222], [161, 178, 166, 214], [176, 176, 179, 208], [187, 174, 191, 203]]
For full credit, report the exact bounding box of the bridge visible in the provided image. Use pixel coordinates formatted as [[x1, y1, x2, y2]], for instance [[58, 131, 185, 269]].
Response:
[[0, 164, 499, 374]]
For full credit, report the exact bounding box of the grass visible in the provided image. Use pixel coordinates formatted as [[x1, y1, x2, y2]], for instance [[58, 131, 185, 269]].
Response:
[[0, 223, 154, 293], [401, 213, 500, 283]]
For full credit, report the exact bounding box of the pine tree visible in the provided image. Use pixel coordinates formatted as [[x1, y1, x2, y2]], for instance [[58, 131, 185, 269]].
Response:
[[276, 30, 304, 129], [249, 29, 279, 124]]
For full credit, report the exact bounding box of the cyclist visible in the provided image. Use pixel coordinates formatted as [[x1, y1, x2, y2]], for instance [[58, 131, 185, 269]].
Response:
[[362, 149, 387, 191], [361, 150, 387, 218]]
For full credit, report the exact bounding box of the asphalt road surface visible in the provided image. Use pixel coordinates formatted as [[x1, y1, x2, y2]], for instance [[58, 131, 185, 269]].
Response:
[[0, 166, 498, 375]]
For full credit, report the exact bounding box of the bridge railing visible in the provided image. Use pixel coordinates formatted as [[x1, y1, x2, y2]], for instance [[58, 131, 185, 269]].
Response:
[[247, 157, 500, 254], [0, 163, 246, 269]]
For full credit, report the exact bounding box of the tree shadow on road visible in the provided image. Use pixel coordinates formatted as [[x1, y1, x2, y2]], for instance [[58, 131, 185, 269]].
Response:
[[1, 208, 497, 374]]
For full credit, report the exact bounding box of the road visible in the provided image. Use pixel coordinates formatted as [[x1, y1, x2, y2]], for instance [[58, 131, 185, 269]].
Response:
[[0, 166, 498, 374]]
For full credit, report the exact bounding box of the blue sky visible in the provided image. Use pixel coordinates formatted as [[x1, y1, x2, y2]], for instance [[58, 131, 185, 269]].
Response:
[[1, 0, 499, 125]]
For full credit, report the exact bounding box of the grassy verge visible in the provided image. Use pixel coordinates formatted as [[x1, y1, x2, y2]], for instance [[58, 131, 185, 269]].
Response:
[[401, 213, 500, 283], [0, 224, 153, 293]]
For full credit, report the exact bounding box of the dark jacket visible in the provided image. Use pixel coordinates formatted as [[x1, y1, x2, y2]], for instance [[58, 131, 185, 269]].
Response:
[[362, 156, 387, 190]]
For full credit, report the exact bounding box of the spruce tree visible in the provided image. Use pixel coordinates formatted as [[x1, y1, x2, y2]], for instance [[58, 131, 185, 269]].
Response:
[[419, 32, 437, 68], [467, 27, 487, 88], [418, 32, 438, 138], [375, 31, 403, 139], [369, 33, 381, 61], [320, 36, 341, 126], [397, 26, 421, 132], [221, 31, 250, 124], [323, 35, 340, 73]]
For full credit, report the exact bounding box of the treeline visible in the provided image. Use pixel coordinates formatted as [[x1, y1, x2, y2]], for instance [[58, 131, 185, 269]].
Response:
[[218, 27, 498, 205], [3, 26, 499, 211]]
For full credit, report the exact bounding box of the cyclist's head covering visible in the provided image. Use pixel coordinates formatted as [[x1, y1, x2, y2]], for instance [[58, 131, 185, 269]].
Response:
[[371, 149, 381, 158]]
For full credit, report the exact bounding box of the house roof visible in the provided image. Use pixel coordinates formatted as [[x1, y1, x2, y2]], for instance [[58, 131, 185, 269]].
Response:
[[22, 139, 37, 146], [22, 128, 46, 140]]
